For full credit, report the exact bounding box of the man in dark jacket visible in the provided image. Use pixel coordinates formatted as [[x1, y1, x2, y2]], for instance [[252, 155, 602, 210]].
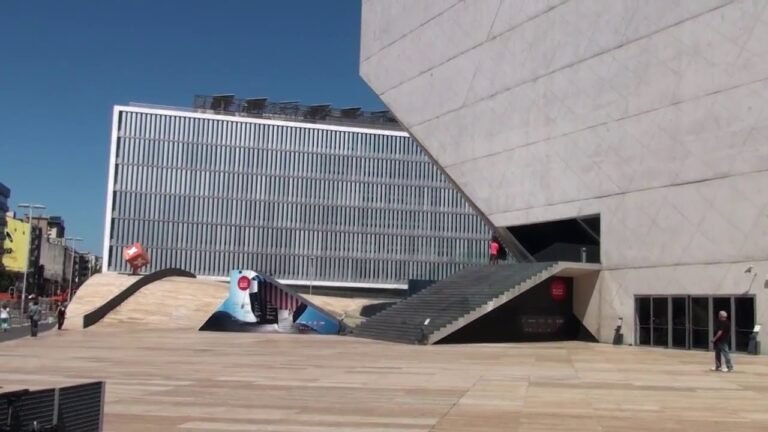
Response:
[[711, 310, 733, 372], [28, 297, 42, 337], [56, 302, 67, 330]]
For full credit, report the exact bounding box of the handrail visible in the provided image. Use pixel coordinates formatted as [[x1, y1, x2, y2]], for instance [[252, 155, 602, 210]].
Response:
[[82, 268, 195, 328]]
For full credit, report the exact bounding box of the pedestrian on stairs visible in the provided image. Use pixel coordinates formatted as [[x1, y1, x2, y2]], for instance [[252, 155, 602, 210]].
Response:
[[489, 238, 500, 265]]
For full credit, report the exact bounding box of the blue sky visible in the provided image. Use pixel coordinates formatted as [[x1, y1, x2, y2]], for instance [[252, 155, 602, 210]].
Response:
[[0, 0, 382, 254]]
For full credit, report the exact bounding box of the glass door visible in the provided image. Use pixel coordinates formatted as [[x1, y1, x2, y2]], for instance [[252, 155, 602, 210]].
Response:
[[690, 297, 709, 350], [635, 297, 651, 346], [671, 297, 688, 349], [651, 297, 669, 347], [734, 297, 755, 353]]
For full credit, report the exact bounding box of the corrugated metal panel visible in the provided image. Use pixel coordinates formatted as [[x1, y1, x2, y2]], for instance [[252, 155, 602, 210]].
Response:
[[107, 108, 491, 283], [0, 382, 104, 431], [57, 382, 104, 432], [0, 389, 55, 428]]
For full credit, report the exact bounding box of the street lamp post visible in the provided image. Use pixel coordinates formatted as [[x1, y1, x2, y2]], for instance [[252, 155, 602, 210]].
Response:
[[64, 237, 83, 303], [17, 203, 46, 314]]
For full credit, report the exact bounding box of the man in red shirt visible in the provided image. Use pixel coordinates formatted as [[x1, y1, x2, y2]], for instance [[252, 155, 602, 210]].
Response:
[[489, 239, 500, 265]]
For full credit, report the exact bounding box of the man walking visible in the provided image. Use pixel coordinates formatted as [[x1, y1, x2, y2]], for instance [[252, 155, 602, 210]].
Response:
[[711, 310, 733, 372], [28, 297, 42, 337], [0, 302, 10, 332], [56, 302, 67, 330]]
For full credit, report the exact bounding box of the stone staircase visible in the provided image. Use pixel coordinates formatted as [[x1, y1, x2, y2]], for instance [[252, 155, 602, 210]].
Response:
[[351, 262, 560, 344]]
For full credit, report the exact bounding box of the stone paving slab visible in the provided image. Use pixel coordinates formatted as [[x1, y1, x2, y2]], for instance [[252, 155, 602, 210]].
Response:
[[2, 329, 768, 431]]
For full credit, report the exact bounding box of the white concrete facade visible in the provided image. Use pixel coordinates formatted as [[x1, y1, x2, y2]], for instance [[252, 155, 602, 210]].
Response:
[[361, 0, 768, 349]]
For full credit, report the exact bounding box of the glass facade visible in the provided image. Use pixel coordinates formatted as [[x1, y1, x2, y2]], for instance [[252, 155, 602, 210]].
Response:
[[105, 107, 490, 285], [635, 295, 755, 353]]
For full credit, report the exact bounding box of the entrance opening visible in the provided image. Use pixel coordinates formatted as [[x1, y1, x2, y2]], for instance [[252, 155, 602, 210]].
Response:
[[636, 297, 651, 345], [690, 297, 709, 350], [651, 297, 669, 347], [735, 297, 755, 352], [506, 215, 600, 263], [671, 297, 687, 349], [436, 277, 598, 344]]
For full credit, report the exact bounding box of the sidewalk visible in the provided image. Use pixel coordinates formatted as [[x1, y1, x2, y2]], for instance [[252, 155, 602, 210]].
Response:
[[0, 323, 56, 343]]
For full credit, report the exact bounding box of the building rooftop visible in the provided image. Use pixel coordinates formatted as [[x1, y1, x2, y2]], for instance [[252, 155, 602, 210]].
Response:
[[128, 95, 404, 131]]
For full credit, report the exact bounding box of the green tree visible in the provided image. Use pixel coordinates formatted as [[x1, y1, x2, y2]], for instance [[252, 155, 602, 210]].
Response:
[[0, 269, 16, 293]]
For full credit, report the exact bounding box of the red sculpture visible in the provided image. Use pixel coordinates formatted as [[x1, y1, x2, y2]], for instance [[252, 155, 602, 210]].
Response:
[[123, 243, 150, 274]]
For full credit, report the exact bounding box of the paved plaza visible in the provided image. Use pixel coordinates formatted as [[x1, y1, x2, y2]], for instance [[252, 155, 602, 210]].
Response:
[[2, 328, 768, 431]]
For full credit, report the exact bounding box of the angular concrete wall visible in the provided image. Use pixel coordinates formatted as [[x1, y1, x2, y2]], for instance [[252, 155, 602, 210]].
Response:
[[361, 0, 768, 349]]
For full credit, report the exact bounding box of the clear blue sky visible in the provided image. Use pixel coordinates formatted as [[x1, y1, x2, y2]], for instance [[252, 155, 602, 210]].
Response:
[[0, 0, 383, 255]]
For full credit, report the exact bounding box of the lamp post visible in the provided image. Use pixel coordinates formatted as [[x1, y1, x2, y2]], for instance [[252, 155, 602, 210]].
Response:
[[17, 203, 46, 314], [64, 237, 83, 303]]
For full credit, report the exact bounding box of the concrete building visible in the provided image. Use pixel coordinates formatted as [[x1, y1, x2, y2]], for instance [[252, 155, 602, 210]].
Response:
[[87, 254, 102, 275], [0, 182, 9, 270], [62, 248, 95, 291], [104, 96, 491, 290], [30, 216, 66, 241], [40, 239, 65, 286], [361, 1, 767, 352], [74, 252, 92, 285]]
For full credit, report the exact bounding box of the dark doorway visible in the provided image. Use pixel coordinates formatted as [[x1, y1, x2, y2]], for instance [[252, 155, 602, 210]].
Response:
[[636, 297, 651, 346], [506, 215, 600, 263], [734, 297, 755, 352], [690, 297, 709, 350], [436, 277, 597, 344], [651, 297, 669, 347], [671, 297, 688, 349]]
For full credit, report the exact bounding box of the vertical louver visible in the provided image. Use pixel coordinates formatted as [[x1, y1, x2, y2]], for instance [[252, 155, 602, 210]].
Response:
[[105, 107, 491, 284]]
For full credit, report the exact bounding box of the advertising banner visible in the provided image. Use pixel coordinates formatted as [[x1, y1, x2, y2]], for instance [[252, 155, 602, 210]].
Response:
[[199, 269, 340, 334], [3, 217, 30, 272]]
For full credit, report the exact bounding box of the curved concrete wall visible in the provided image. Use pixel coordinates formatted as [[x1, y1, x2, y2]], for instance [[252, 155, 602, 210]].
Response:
[[99, 276, 226, 329], [64, 273, 140, 330], [82, 268, 195, 328]]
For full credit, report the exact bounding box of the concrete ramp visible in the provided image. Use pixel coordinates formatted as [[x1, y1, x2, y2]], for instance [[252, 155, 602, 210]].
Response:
[[64, 273, 139, 330], [99, 277, 227, 329]]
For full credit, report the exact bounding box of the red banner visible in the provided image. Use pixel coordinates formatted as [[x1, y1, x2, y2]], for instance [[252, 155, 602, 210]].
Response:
[[550, 278, 567, 301]]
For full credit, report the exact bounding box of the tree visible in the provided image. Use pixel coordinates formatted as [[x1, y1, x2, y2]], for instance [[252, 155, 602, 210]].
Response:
[[0, 269, 16, 293]]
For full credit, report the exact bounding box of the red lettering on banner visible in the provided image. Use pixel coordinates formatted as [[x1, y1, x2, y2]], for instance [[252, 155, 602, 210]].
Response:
[[550, 278, 567, 301], [237, 276, 251, 291]]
